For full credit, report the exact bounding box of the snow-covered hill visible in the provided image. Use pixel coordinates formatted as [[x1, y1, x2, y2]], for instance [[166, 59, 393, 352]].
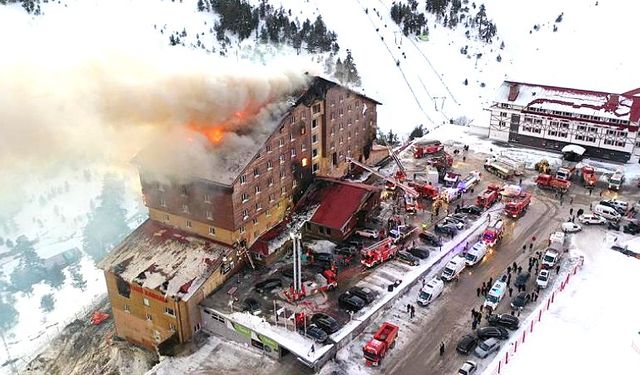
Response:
[[1, 0, 638, 370]]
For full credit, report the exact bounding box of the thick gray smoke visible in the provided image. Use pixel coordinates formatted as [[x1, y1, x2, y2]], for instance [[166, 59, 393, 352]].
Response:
[[0, 2, 314, 192]]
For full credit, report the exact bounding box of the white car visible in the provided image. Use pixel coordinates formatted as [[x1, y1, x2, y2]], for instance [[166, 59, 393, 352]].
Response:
[[578, 214, 607, 225], [536, 269, 550, 288], [458, 360, 477, 375], [561, 222, 582, 233], [355, 228, 379, 239]]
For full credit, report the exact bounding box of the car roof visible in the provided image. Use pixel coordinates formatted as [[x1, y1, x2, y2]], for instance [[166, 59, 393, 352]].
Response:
[[483, 337, 499, 345]]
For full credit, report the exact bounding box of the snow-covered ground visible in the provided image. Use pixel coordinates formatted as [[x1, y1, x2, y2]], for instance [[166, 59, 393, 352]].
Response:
[[496, 234, 640, 375]]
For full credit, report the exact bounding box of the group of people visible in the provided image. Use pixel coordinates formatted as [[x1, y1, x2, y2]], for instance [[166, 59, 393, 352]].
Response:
[[470, 308, 484, 329], [406, 303, 416, 319]]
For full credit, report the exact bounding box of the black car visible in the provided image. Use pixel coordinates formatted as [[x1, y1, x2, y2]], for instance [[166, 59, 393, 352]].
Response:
[[338, 292, 366, 312], [347, 239, 364, 248], [624, 223, 640, 234], [243, 298, 261, 313], [334, 245, 358, 257], [254, 278, 282, 293], [299, 324, 328, 343], [408, 246, 430, 259], [435, 223, 457, 236], [450, 212, 468, 221], [349, 286, 376, 305], [311, 313, 341, 334], [313, 252, 334, 265], [513, 272, 530, 288], [608, 221, 621, 231], [459, 205, 483, 216], [397, 251, 420, 266], [510, 293, 528, 310], [487, 314, 520, 330], [456, 334, 478, 355], [444, 215, 465, 226], [476, 326, 509, 340], [419, 232, 442, 247]]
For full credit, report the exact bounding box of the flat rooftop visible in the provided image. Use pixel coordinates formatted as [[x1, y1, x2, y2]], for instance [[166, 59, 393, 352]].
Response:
[[98, 219, 232, 301]]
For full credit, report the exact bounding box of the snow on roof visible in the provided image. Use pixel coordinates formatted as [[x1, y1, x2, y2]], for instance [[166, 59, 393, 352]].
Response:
[[495, 81, 640, 125], [561, 144, 586, 155], [98, 219, 232, 301]]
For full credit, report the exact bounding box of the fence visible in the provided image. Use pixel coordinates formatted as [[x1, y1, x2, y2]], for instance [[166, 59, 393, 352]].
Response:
[[483, 257, 584, 375]]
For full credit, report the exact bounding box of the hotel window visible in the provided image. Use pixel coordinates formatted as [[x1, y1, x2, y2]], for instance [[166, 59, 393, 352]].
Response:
[[180, 185, 188, 196], [241, 193, 249, 203], [143, 298, 150, 306], [500, 112, 507, 117], [339, 108, 344, 116], [165, 307, 176, 317], [266, 144, 272, 153], [160, 196, 166, 207], [269, 194, 275, 202], [242, 209, 249, 220], [313, 163, 319, 173], [267, 160, 273, 170], [312, 148, 319, 158], [240, 226, 246, 233], [279, 155, 285, 164], [339, 123, 344, 130], [290, 132, 294, 142], [255, 185, 261, 194], [312, 119, 318, 129], [348, 131, 352, 140], [146, 313, 153, 321], [240, 175, 246, 184], [253, 167, 259, 177], [300, 125, 306, 135], [124, 304, 130, 313], [312, 134, 318, 144], [291, 148, 296, 157], [279, 139, 284, 147], [279, 125, 284, 134], [206, 210, 213, 219], [312, 103, 321, 114], [330, 112, 335, 120], [204, 193, 211, 203], [330, 126, 335, 135], [348, 104, 352, 112], [268, 177, 274, 186], [301, 142, 307, 151], [253, 217, 259, 225], [266, 209, 271, 217], [289, 116, 295, 124], [281, 186, 286, 195], [339, 95, 343, 103], [186, 220, 192, 228], [182, 204, 189, 213], [255, 203, 262, 212], [209, 226, 216, 235], [280, 170, 286, 179]]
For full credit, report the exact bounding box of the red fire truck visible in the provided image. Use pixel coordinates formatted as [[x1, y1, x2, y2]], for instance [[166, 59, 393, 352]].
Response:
[[363, 322, 399, 366], [504, 192, 532, 218], [581, 165, 598, 188], [535, 174, 571, 193], [413, 141, 443, 158], [407, 181, 439, 199], [284, 269, 337, 302], [361, 238, 398, 268], [481, 219, 504, 247], [476, 184, 501, 208]]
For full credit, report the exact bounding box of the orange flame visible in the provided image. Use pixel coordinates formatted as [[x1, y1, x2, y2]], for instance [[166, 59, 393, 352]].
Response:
[[187, 123, 225, 144]]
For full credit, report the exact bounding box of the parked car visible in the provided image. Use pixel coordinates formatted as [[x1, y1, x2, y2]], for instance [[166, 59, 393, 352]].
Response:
[[513, 272, 530, 288], [311, 313, 341, 334], [334, 245, 358, 257], [458, 360, 478, 375], [474, 338, 501, 359], [408, 246, 430, 259], [299, 324, 328, 343], [435, 223, 458, 236], [510, 293, 529, 310], [444, 216, 466, 229], [459, 205, 483, 216], [243, 298, 261, 314], [456, 334, 478, 355], [451, 212, 468, 221], [579, 214, 607, 225], [600, 199, 629, 214], [338, 292, 366, 312], [255, 278, 282, 293], [349, 286, 376, 305], [476, 326, 509, 340], [347, 239, 364, 248], [397, 251, 420, 266], [355, 228, 379, 239], [623, 222, 640, 235], [487, 314, 520, 330], [536, 269, 550, 288], [419, 232, 442, 247], [561, 222, 582, 233], [608, 221, 621, 231], [313, 252, 334, 265]]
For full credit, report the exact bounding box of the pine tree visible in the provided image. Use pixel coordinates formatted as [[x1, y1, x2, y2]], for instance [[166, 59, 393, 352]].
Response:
[[69, 263, 87, 291], [409, 124, 425, 140], [334, 57, 345, 82], [0, 295, 18, 330], [10, 235, 47, 293], [40, 294, 55, 313], [343, 50, 362, 86]]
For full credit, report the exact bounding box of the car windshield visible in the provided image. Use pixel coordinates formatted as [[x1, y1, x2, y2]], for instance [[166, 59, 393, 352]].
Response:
[[487, 295, 499, 303], [538, 274, 547, 281], [479, 342, 489, 350], [419, 291, 431, 300], [465, 253, 476, 261], [543, 255, 554, 262], [443, 268, 453, 276], [483, 233, 495, 241]]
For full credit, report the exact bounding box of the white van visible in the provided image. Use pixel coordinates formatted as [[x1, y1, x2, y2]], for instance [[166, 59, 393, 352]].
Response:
[[593, 204, 621, 222], [548, 231, 565, 252], [541, 249, 560, 269], [441, 255, 466, 281], [464, 242, 488, 266], [483, 280, 507, 311], [417, 277, 444, 306]]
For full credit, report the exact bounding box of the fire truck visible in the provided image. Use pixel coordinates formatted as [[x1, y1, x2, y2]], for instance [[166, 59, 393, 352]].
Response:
[[363, 322, 399, 366], [581, 165, 598, 188], [555, 162, 577, 181], [457, 170, 481, 192], [481, 219, 504, 247], [284, 269, 337, 302], [361, 238, 398, 268], [504, 192, 532, 218], [535, 174, 571, 193], [444, 172, 461, 187], [413, 140, 443, 158], [407, 181, 439, 199], [476, 184, 501, 208]]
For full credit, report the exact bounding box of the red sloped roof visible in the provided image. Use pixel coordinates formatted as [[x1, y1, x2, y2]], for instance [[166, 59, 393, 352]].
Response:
[[310, 181, 374, 231]]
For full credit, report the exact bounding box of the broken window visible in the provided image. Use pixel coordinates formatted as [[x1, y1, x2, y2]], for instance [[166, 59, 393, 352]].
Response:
[[312, 103, 321, 114], [165, 307, 175, 317], [209, 226, 216, 235], [186, 220, 192, 228], [116, 276, 131, 298]]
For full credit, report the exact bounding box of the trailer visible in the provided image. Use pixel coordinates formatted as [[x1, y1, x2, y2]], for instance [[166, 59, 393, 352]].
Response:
[[486, 155, 525, 176], [476, 184, 501, 208], [535, 174, 571, 193], [484, 160, 515, 180], [413, 141, 443, 158], [444, 172, 461, 187], [581, 165, 598, 188], [457, 170, 481, 192], [361, 238, 398, 268], [481, 219, 504, 247], [363, 322, 399, 366], [608, 170, 624, 191], [504, 192, 532, 218]]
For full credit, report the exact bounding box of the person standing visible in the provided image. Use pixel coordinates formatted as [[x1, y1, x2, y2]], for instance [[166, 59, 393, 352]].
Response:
[[476, 287, 481, 297], [508, 287, 513, 297], [439, 342, 445, 357]]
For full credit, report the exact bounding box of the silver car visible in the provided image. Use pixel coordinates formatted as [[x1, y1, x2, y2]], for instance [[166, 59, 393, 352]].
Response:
[[474, 337, 501, 358]]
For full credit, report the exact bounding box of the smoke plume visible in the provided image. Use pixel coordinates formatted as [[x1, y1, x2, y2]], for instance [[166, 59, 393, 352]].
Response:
[[0, 1, 314, 189]]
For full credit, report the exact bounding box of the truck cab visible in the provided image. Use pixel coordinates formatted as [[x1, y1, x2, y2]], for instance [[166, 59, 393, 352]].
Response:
[[608, 170, 624, 191], [441, 255, 467, 281], [417, 277, 444, 306]]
